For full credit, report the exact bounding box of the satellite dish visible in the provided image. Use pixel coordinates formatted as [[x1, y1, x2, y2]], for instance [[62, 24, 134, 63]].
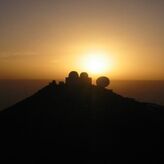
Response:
[[96, 76, 110, 88]]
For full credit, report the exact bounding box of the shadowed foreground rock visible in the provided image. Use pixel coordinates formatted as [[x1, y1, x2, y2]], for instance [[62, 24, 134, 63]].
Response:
[[1, 72, 164, 163]]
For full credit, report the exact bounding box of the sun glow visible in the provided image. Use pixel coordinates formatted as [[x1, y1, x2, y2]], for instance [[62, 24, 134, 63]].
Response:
[[81, 51, 112, 75]]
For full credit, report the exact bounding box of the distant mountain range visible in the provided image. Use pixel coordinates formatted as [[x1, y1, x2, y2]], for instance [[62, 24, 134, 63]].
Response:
[[1, 74, 164, 163]]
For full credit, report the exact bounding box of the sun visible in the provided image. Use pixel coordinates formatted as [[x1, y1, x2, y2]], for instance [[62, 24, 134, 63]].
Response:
[[82, 51, 111, 75], [86, 55, 107, 74]]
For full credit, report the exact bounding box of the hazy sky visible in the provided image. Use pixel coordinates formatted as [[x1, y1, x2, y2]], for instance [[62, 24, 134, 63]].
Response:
[[0, 0, 164, 80]]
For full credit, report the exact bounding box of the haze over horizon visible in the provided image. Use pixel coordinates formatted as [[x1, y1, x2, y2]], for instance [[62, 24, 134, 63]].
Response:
[[0, 0, 164, 80]]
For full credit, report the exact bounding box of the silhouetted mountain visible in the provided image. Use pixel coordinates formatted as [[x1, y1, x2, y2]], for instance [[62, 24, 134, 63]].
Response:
[[1, 72, 164, 163]]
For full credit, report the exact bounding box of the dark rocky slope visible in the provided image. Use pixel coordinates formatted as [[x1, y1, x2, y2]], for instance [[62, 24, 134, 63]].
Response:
[[1, 77, 164, 163]]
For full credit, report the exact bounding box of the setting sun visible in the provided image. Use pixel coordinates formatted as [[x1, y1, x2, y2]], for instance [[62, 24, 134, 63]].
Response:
[[80, 51, 113, 76]]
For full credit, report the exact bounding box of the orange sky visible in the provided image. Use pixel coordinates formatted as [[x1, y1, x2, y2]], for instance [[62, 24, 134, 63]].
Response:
[[0, 0, 164, 80]]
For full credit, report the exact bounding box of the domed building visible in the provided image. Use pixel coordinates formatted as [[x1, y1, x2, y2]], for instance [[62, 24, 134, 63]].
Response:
[[65, 71, 92, 87], [79, 72, 92, 86], [65, 71, 79, 86]]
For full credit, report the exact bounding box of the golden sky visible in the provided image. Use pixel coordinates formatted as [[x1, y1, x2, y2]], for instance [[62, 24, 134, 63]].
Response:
[[0, 0, 164, 80]]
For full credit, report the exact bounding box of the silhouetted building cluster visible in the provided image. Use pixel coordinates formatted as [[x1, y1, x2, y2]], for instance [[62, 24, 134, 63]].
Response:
[[49, 71, 110, 89], [66, 71, 92, 87]]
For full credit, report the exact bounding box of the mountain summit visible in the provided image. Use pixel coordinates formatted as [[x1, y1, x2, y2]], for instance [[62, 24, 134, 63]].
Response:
[[1, 71, 164, 163]]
